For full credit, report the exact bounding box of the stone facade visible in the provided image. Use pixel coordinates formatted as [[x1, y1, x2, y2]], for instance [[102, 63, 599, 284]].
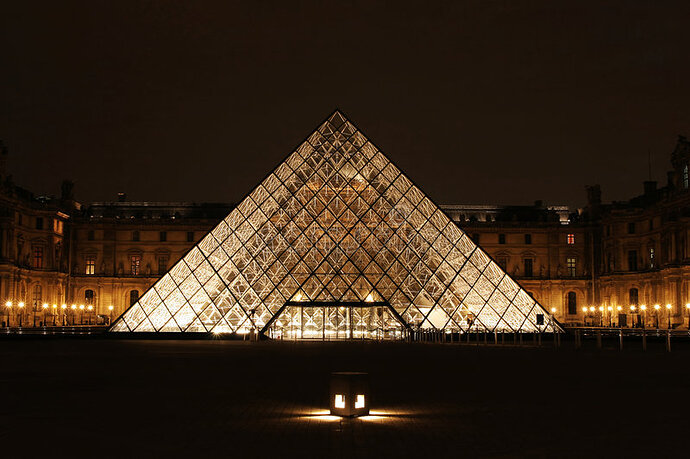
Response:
[[1, 136, 689, 328]]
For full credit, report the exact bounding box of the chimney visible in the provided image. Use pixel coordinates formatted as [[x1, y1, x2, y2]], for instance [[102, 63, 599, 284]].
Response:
[[117, 192, 127, 202], [643, 181, 657, 195], [586, 184, 601, 206]]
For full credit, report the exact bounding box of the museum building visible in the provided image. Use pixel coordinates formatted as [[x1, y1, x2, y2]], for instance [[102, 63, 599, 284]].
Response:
[[0, 125, 689, 332]]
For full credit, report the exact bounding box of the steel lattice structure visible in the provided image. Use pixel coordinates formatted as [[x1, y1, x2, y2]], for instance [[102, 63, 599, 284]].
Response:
[[111, 111, 561, 338]]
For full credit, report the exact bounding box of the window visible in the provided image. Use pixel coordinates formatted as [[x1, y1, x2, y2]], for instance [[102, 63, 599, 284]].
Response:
[[498, 234, 506, 244], [649, 247, 655, 268], [524, 234, 532, 245], [87, 230, 95, 241], [132, 231, 140, 242], [158, 256, 168, 275], [187, 231, 194, 242], [472, 233, 480, 243], [32, 284, 42, 307], [627, 222, 636, 234], [33, 246, 43, 269], [566, 257, 576, 276], [129, 290, 139, 306], [567, 234, 575, 245], [130, 255, 141, 275], [567, 292, 577, 315], [85, 256, 96, 275], [35, 217, 44, 230], [497, 257, 508, 271], [628, 250, 638, 271], [684, 164, 689, 189], [629, 288, 639, 306], [85, 289, 95, 304], [523, 259, 533, 277], [160, 231, 167, 242]]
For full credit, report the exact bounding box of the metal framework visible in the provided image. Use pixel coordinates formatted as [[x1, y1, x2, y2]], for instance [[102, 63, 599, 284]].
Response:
[[110, 110, 561, 337]]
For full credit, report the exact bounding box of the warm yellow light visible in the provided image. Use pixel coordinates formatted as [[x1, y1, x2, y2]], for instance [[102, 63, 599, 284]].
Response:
[[108, 305, 114, 311], [598, 306, 604, 312], [630, 305, 636, 311], [365, 293, 374, 303], [617, 306, 622, 311], [79, 304, 85, 310], [654, 304, 660, 310], [641, 305, 647, 311], [355, 394, 365, 409], [5, 301, 11, 307], [87, 305, 93, 311], [294, 292, 302, 302], [589, 306, 595, 312], [581, 307, 588, 313], [71, 305, 77, 310], [18, 302, 24, 308], [52, 304, 57, 309], [665, 304, 672, 310], [686, 303, 690, 309], [61, 304, 67, 309], [42, 303, 48, 309], [335, 394, 345, 409], [607, 306, 613, 311], [551, 307, 556, 313]]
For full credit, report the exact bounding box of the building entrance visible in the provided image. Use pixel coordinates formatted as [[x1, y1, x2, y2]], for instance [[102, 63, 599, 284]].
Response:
[[267, 302, 405, 340]]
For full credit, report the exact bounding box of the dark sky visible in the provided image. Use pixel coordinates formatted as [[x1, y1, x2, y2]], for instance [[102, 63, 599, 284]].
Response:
[[2, 1, 690, 209]]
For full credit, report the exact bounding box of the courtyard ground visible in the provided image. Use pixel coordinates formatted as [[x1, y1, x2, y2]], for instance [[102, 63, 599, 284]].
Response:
[[1, 337, 689, 458]]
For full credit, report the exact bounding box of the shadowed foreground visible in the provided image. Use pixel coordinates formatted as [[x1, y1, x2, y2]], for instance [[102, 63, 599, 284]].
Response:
[[1, 339, 688, 458]]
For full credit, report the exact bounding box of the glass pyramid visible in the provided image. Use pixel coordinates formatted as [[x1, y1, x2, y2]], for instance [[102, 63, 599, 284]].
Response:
[[111, 111, 561, 338]]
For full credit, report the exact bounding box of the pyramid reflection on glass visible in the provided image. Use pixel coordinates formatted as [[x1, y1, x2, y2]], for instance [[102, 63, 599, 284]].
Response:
[[111, 111, 561, 338]]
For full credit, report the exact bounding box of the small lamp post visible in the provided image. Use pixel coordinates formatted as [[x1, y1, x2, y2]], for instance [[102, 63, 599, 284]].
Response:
[[79, 305, 85, 325], [607, 306, 613, 327], [654, 304, 661, 328], [686, 304, 690, 329], [5, 301, 12, 327], [87, 305, 93, 325], [330, 372, 370, 417], [640, 305, 647, 329], [51, 304, 57, 326], [42, 303, 48, 326], [666, 304, 672, 329], [70, 304, 77, 325], [629, 305, 636, 328], [18, 302, 24, 327], [108, 305, 114, 325], [616, 306, 622, 327], [581, 306, 588, 326], [61, 304, 67, 326]]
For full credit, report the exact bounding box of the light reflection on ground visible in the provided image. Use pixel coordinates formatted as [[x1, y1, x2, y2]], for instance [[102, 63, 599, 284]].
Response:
[[298, 408, 410, 422]]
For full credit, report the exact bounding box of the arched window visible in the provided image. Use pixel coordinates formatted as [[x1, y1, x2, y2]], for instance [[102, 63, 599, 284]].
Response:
[[567, 292, 577, 315], [85, 289, 95, 305], [683, 164, 689, 189], [32, 284, 42, 307], [629, 288, 639, 306], [129, 290, 139, 306]]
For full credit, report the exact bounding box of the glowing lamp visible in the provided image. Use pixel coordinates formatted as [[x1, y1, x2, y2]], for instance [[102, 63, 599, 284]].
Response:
[[330, 372, 369, 417], [654, 304, 660, 310], [617, 306, 622, 311], [581, 307, 588, 313], [686, 304, 690, 309], [108, 305, 114, 311], [87, 305, 93, 311], [18, 302, 24, 308], [61, 304, 67, 310], [589, 306, 595, 312], [551, 307, 556, 313], [630, 305, 636, 311], [641, 305, 647, 311], [598, 306, 603, 312], [607, 306, 613, 311], [5, 301, 11, 308], [42, 303, 48, 309], [665, 304, 672, 310], [79, 304, 85, 310]]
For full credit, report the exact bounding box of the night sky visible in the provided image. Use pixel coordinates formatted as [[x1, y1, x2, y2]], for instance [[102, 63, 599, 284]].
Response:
[[2, 1, 690, 209]]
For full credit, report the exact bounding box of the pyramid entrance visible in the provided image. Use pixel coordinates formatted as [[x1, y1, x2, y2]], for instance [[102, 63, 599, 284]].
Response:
[[110, 110, 561, 337], [267, 301, 405, 340]]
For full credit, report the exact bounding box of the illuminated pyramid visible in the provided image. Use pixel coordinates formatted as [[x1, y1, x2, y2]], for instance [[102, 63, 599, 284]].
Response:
[[111, 111, 561, 337]]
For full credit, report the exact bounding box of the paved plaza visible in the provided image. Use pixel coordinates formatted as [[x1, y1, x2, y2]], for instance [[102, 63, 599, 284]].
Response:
[[1, 338, 689, 458]]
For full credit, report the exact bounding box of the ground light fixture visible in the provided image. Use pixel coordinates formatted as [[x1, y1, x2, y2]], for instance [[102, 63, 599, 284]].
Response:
[[330, 372, 370, 417]]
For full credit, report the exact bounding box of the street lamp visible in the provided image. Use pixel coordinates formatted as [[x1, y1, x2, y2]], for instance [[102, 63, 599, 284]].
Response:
[[18, 302, 24, 327], [42, 303, 48, 326], [607, 306, 613, 327], [5, 301, 11, 327], [70, 304, 77, 326], [654, 304, 661, 328], [686, 304, 690, 329], [666, 304, 672, 329], [52, 304, 57, 326], [87, 305, 93, 325], [108, 305, 114, 325], [79, 304, 85, 325], [630, 305, 636, 328], [640, 305, 647, 328], [61, 304, 67, 325], [598, 306, 604, 326]]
